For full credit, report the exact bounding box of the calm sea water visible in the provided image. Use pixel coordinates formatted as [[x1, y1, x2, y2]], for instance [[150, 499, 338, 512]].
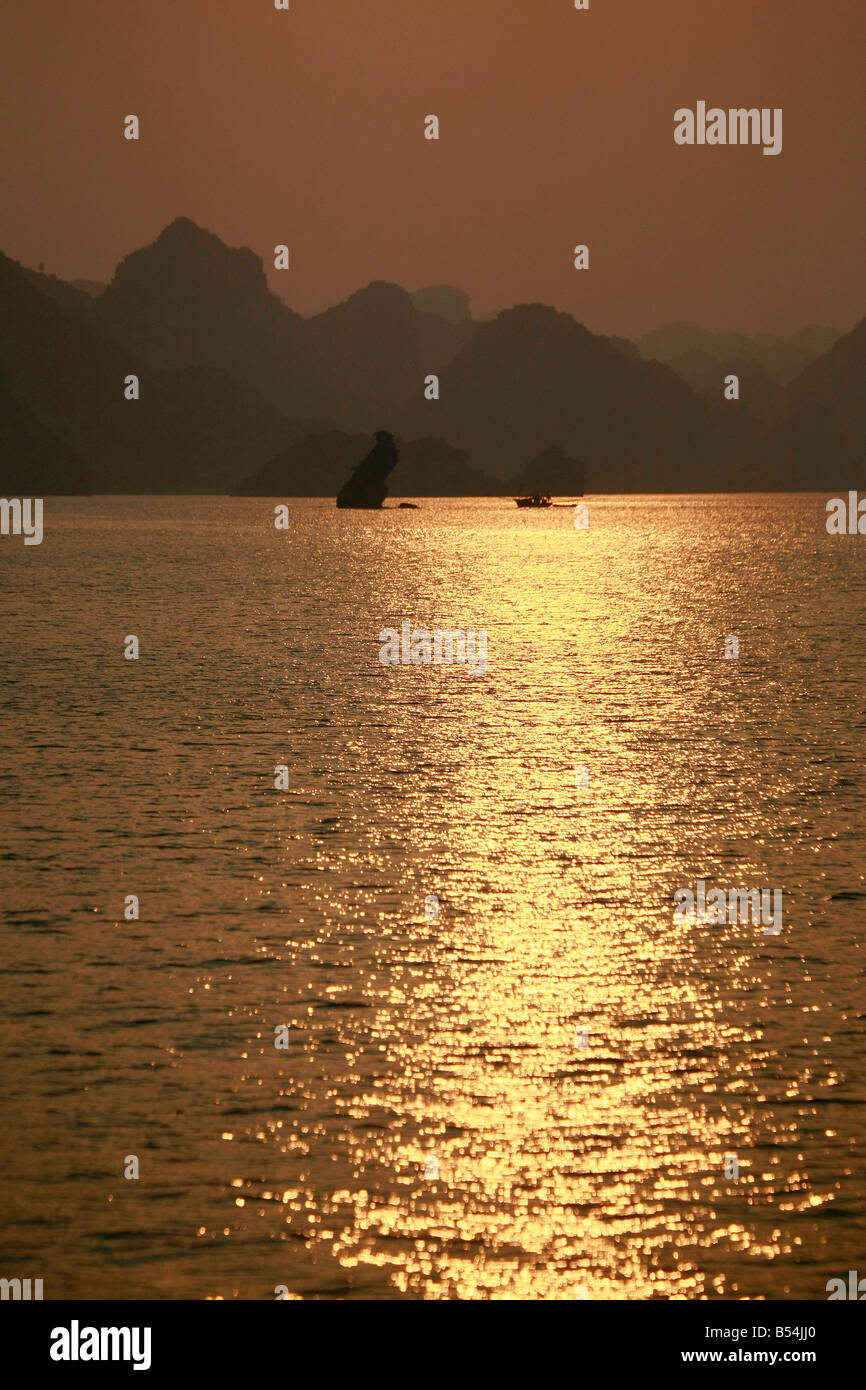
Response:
[[1, 494, 864, 1300]]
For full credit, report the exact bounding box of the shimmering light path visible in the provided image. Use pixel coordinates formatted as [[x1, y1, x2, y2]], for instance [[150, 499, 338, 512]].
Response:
[[1, 495, 863, 1298]]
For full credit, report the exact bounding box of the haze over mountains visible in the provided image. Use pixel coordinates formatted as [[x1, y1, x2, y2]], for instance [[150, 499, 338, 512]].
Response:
[[636, 322, 839, 390], [1, 218, 862, 496]]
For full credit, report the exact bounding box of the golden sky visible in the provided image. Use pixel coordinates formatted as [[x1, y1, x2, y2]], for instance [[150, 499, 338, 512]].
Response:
[[1, 0, 864, 335]]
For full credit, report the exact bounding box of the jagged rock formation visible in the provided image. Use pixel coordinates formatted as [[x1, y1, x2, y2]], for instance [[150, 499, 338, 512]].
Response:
[[336, 431, 399, 508]]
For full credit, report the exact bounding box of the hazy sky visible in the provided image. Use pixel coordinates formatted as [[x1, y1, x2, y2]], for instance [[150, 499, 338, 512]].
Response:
[[2, 0, 863, 336]]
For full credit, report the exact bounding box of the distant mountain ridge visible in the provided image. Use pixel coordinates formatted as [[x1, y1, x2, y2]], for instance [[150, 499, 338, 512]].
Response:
[[95, 220, 471, 432], [638, 321, 839, 388], [1, 218, 861, 495]]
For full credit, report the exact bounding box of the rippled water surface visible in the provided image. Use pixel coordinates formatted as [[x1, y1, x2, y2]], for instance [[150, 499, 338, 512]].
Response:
[[1, 495, 864, 1300]]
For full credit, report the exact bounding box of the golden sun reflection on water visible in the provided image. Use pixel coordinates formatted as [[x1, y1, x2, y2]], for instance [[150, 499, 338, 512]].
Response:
[[0, 496, 863, 1298]]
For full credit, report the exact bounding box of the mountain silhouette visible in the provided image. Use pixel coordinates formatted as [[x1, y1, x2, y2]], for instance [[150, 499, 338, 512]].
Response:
[[639, 321, 839, 387], [236, 432, 499, 496], [0, 250, 290, 492], [234, 432, 369, 496], [410, 286, 472, 324], [511, 446, 585, 497], [396, 302, 762, 491], [304, 284, 420, 430], [391, 437, 496, 495], [70, 279, 107, 298], [0, 368, 90, 493], [95, 221, 471, 431], [96, 217, 304, 411], [1, 220, 861, 495], [769, 318, 866, 488]]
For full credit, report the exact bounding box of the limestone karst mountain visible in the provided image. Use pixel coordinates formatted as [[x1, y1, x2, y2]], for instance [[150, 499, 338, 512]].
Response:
[[0, 369, 91, 494], [235, 432, 499, 497], [96, 217, 305, 409], [510, 446, 586, 498], [234, 432, 370, 496], [391, 437, 496, 495], [1, 219, 860, 495], [70, 280, 107, 298], [769, 317, 866, 489], [21, 267, 97, 315], [396, 302, 764, 491], [638, 321, 839, 387], [0, 250, 290, 492], [678, 351, 785, 423], [95, 221, 469, 430], [303, 283, 421, 431]]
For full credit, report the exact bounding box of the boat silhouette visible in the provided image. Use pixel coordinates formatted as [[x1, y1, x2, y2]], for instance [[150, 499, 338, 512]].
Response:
[[514, 492, 552, 508]]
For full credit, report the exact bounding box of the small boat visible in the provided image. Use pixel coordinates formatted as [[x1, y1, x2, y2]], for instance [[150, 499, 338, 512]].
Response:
[[514, 493, 552, 508]]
